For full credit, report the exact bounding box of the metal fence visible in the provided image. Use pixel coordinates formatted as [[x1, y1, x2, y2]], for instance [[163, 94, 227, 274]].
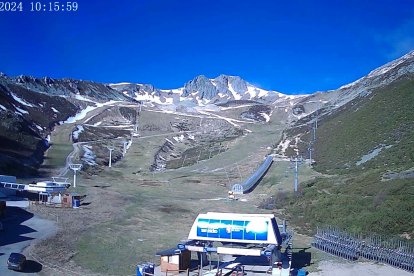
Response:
[[237, 155, 273, 194], [312, 226, 414, 273]]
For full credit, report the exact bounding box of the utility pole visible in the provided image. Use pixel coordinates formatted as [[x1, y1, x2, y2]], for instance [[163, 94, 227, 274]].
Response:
[[69, 163, 82, 188], [290, 156, 303, 192], [308, 142, 314, 167], [122, 140, 129, 156], [197, 151, 201, 163], [134, 123, 138, 134], [311, 122, 317, 141], [181, 155, 187, 167], [107, 145, 115, 167], [218, 144, 222, 154], [224, 168, 230, 187], [236, 163, 243, 182], [312, 111, 318, 141]]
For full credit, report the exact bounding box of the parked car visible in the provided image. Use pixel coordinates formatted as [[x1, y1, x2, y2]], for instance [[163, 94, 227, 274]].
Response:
[[7, 253, 26, 271]]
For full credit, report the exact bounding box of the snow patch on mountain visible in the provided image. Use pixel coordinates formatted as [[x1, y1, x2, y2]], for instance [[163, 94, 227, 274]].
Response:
[[82, 145, 97, 165], [74, 94, 95, 103], [72, 125, 84, 140], [64, 100, 121, 124], [260, 112, 270, 122], [246, 85, 269, 98], [109, 82, 132, 87], [14, 106, 29, 115], [11, 93, 34, 107], [228, 82, 242, 100], [221, 104, 256, 110], [277, 139, 291, 155], [173, 135, 185, 143], [110, 75, 302, 108], [65, 106, 97, 123]]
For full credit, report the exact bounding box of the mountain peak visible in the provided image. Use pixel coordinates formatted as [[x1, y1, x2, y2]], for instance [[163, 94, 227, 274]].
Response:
[[181, 74, 252, 101], [182, 75, 217, 99]]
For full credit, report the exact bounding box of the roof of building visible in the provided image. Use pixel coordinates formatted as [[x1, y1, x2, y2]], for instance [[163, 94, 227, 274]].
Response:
[[155, 248, 186, 256]]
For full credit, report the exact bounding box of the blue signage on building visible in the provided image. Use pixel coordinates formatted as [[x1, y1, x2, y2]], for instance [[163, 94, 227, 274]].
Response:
[[196, 218, 269, 241]]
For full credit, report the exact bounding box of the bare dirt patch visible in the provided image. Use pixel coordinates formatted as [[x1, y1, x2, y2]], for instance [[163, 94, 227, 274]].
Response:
[[158, 204, 190, 214]]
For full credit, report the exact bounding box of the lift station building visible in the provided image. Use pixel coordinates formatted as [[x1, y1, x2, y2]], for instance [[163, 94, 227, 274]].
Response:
[[164, 212, 292, 275]]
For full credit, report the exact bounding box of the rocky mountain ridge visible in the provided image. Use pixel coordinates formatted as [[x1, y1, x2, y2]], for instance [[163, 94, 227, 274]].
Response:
[[0, 74, 137, 176], [0, 73, 131, 101], [276, 50, 414, 164], [0, 50, 413, 176], [269, 52, 414, 239], [292, 50, 414, 121], [109, 74, 294, 106]]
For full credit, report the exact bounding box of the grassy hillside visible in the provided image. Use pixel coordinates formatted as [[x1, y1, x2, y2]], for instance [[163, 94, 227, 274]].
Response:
[[268, 77, 414, 238], [314, 77, 414, 174], [270, 171, 414, 236]]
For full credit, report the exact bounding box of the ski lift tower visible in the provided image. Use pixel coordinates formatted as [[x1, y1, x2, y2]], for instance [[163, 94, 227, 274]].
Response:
[[122, 140, 129, 156], [138, 102, 142, 115], [312, 111, 318, 141], [69, 163, 82, 188], [290, 156, 303, 192], [308, 142, 314, 167], [107, 145, 115, 167], [133, 123, 139, 135]]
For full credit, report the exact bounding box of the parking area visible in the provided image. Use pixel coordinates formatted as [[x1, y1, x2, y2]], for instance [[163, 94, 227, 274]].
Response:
[[0, 200, 57, 275]]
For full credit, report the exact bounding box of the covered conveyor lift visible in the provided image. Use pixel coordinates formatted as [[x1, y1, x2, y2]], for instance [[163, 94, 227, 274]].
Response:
[[231, 155, 273, 195]]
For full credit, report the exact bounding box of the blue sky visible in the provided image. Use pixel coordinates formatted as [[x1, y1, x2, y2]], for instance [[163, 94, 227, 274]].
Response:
[[1, 0, 413, 94]]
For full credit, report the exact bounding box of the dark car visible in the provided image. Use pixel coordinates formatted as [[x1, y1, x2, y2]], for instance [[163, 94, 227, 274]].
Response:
[[7, 253, 26, 271]]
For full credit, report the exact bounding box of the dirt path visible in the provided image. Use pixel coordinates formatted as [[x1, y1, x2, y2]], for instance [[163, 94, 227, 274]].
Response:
[[57, 143, 80, 177]]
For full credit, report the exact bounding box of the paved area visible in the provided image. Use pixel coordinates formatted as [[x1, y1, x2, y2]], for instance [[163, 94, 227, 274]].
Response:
[[0, 200, 57, 275], [308, 260, 414, 276]]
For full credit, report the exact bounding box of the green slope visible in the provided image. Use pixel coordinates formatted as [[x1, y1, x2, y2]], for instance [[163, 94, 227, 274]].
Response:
[[315, 77, 414, 174], [270, 77, 414, 238]]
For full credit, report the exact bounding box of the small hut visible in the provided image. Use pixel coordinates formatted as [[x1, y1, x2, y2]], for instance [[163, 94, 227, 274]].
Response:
[[62, 192, 83, 208], [156, 248, 191, 273]]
